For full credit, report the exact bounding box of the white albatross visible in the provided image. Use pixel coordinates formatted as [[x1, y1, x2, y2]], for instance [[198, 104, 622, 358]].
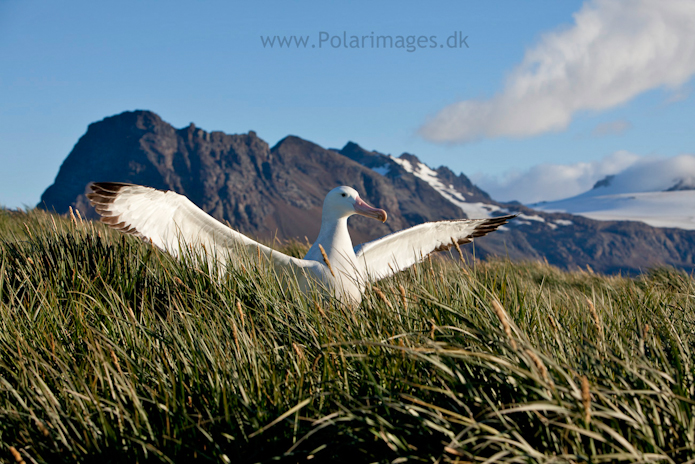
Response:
[[87, 182, 514, 304]]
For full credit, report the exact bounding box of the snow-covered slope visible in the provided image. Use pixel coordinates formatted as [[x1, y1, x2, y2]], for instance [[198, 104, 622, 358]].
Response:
[[336, 143, 507, 219], [388, 155, 506, 219], [534, 190, 695, 230], [533, 156, 695, 230]]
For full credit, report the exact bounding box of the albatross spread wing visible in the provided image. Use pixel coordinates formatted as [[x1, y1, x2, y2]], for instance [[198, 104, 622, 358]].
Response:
[[86, 182, 316, 275], [354, 215, 515, 280]]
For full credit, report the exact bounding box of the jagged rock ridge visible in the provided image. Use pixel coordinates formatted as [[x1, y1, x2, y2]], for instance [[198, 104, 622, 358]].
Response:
[[40, 110, 695, 274]]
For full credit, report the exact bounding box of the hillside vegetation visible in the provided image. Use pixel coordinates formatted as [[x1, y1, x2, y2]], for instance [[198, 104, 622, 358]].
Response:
[[1, 208, 694, 463]]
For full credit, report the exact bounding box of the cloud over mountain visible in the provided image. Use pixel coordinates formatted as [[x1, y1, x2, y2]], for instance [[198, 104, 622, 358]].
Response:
[[532, 154, 695, 230], [592, 154, 695, 195], [476, 152, 695, 204], [420, 0, 695, 143], [473, 151, 642, 203]]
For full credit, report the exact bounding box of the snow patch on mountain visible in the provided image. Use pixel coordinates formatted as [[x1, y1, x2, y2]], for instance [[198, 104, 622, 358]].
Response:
[[391, 156, 414, 174], [371, 165, 390, 176], [518, 213, 545, 223], [390, 156, 505, 219]]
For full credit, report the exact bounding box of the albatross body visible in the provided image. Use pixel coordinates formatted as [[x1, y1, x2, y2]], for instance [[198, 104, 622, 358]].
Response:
[[87, 183, 513, 304]]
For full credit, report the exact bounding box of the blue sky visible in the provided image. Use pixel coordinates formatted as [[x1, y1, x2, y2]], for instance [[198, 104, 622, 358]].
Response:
[[1, 0, 693, 208]]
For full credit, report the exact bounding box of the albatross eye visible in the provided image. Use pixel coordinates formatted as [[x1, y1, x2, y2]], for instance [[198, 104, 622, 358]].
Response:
[[341, 193, 347, 197]]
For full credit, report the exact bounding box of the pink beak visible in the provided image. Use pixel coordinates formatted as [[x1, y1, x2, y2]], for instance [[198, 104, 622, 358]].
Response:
[[354, 196, 387, 223]]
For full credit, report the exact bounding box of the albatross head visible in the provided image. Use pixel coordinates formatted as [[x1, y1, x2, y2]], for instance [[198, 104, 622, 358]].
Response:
[[323, 186, 387, 223]]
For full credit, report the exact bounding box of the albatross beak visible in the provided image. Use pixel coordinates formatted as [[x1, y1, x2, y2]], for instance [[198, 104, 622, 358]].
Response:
[[354, 196, 387, 223]]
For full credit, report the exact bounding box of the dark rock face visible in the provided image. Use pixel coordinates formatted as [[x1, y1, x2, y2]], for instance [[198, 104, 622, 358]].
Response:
[[40, 110, 695, 274], [665, 178, 695, 191], [592, 175, 615, 189], [41, 111, 456, 244]]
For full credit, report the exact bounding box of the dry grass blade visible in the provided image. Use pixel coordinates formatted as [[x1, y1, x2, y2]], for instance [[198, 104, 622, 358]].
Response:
[[491, 299, 517, 350], [586, 297, 603, 340], [526, 349, 552, 386], [450, 236, 465, 262], [9, 447, 25, 464], [373, 287, 393, 310], [318, 244, 335, 277], [398, 284, 408, 311], [581, 375, 591, 426], [236, 300, 245, 328]]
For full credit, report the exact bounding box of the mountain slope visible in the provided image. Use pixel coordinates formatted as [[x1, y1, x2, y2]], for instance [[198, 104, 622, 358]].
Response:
[[533, 157, 695, 230], [39, 110, 695, 274], [534, 190, 695, 230]]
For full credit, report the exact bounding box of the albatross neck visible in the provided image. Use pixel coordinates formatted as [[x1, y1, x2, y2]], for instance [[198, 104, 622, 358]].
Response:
[[315, 216, 353, 255]]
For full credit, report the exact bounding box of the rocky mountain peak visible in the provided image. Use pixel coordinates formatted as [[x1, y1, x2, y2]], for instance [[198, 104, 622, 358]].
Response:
[[335, 142, 389, 169], [592, 175, 615, 189], [397, 153, 422, 166], [665, 178, 695, 192]]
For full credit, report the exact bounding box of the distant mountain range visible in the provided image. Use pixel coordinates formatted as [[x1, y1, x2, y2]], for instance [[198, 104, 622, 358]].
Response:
[[534, 162, 695, 230], [39, 110, 695, 274]]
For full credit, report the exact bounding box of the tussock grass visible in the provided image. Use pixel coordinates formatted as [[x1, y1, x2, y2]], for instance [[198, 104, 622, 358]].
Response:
[[1, 207, 694, 463]]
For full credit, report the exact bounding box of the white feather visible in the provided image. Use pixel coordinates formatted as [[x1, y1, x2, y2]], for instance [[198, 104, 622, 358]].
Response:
[[354, 218, 505, 280]]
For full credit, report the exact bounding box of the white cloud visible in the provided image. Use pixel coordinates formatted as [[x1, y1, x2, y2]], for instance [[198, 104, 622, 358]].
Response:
[[594, 154, 695, 194], [420, 0, 695, 143], [591, 119, 632, 137], [473, 150, 642, 203]]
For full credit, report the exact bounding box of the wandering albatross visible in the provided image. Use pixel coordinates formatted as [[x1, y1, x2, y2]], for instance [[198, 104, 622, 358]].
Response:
[[87, 182, 514, 304]]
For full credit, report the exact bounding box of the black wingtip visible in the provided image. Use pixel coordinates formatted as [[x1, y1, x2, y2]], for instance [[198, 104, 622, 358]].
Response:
[[89, 182, 133, 195], [469, 214, 515, 238], [86, 182, 145, 237], [87, 182, 126, 209]]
